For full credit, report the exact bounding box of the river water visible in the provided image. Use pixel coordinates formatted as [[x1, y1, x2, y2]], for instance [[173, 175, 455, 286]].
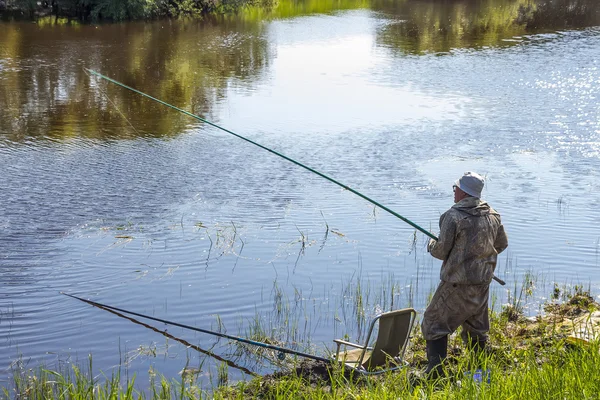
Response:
[[1, 0, 599, 390]]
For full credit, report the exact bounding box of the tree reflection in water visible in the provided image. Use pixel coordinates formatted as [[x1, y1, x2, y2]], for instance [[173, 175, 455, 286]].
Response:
[[0, 0, 598, 141]]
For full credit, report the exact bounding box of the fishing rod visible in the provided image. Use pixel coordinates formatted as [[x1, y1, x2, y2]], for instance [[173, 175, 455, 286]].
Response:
[[85, 69, 505, 286], [62, 292, 332, 364], [77, 293, 260, 376]]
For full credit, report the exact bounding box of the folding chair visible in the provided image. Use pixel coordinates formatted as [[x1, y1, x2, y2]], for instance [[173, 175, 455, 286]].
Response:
[[333, 308, 416, 375]]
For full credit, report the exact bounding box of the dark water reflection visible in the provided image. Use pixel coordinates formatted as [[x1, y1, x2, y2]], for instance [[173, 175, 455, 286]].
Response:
[[0, 19, 271, 141], [1, 0, 600, 391], [374, 0, 600, 53], [1, 0, 598, 141]]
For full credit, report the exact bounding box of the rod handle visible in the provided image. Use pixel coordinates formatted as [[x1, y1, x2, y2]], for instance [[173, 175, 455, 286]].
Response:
[[493, 275, 506, 286]]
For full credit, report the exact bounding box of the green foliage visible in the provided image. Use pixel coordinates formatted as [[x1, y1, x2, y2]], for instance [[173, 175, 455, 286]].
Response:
[[53, 0, 147, 20], [5, 0, 264, 20], [153, 0, 270, 17], [88, 0, 147, 20], [4, 0, 599, 25], [150, 0, 205, 18], [14, 0, 37, 16]]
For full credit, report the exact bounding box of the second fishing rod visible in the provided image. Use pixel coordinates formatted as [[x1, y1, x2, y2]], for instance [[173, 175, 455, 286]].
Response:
[[62, 292, 331, 364], [86, 69, 505, 286]]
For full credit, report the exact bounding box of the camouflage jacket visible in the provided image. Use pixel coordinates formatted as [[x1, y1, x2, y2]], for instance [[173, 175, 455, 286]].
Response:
[[429, 197, 508, 285]]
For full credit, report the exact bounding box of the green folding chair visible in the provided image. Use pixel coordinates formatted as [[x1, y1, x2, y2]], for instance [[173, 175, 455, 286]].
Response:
[[333, 308, 416, 375]]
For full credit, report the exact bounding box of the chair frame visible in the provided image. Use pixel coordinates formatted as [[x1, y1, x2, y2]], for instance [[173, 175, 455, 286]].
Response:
[[333, 308, 416, 375]]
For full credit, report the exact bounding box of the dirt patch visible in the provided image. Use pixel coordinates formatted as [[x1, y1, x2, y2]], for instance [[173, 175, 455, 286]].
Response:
[[544, 292, 596, 317], [271, 360, 333, 383], [503, 290, 600, 349], [267, 359, 363, 384], [234, 359, 364, 397]]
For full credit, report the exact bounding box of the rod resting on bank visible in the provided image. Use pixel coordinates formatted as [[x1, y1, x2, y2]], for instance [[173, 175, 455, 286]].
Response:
[[61, 292, 331, 363], [85, 69, 505, 286]]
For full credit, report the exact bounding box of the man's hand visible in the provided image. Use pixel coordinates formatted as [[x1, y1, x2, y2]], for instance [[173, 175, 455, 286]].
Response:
[[427, 239, 437, 253]]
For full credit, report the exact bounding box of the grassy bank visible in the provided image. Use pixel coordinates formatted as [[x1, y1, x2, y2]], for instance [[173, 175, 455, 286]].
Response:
[[4, 285, 599, 399]]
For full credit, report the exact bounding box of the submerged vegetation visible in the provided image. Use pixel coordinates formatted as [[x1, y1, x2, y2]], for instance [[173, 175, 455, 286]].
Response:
[[4, 282, 600, 399]]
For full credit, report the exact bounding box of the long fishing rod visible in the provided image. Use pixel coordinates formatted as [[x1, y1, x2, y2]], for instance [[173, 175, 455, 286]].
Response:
[[85, 69, 505, 286], [79, 294, 259, 376], [62, 292, 331, 364]]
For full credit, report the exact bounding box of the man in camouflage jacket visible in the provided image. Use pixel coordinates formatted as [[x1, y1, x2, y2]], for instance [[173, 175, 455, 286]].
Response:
[[422, 172, 508, 376]]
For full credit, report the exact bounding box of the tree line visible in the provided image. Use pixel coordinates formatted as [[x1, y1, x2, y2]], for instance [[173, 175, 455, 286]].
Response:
[[1, 0, 274, 20]]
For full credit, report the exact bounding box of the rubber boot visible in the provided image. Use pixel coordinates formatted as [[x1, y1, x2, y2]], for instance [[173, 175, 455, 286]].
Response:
[[473, 339, 486, 353], [425, 335, 448, 379], [470, 338, 487, 369]]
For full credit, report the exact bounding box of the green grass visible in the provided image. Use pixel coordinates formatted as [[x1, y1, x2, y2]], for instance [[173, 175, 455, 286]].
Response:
[[8, 338, 599, 399], [220, 341, 600, 399]]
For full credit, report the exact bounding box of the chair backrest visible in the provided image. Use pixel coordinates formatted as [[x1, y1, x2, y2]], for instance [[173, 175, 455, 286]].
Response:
[[362, 308, 416, 370]]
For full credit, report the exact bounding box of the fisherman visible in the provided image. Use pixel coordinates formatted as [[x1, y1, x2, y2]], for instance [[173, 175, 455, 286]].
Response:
[[422, 171, 508, 377]]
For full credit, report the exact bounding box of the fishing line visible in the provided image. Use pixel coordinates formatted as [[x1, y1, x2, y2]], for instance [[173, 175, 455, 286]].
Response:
[[85, 69, 505, 286], [83, 68, 144, 136], [62, 292, 332, 364]]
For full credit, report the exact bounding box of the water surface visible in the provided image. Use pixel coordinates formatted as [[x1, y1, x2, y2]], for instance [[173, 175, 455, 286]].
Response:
[[1, 0, 600, 389]]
